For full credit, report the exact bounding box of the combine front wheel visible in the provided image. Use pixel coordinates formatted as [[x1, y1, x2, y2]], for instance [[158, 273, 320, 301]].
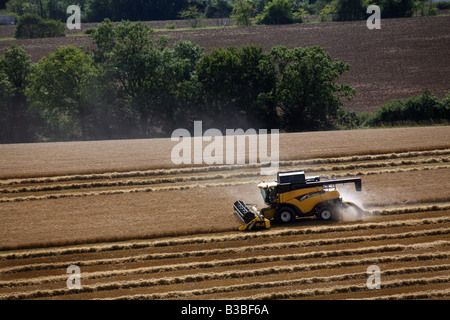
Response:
[[276, 207, 296, 224]]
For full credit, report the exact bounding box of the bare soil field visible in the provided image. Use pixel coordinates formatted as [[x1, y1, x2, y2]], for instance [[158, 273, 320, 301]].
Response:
[[0, 126, 449, 300], [1, 16, 449, 113]]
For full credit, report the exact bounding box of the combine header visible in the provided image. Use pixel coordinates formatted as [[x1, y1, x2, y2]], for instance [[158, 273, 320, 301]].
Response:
[[233, 200, 271, 231], [234, 170, 366, 231]]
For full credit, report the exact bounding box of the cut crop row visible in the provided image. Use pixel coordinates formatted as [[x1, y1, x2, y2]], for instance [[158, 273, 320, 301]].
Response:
[[1, 157, 448, 195], [241, 275, 450, 300], [1, 251, 448, 300], [1, 240, 447, 278], [2, 149, 448, 187], [110, 264, 450, 300], [1, 228, 448, 288], [1, 216, 448, 261], [2, 164, 449, 203]]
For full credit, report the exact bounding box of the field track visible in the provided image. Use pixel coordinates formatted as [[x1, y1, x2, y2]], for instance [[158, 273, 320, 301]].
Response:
[[0, 128, 449, 300]]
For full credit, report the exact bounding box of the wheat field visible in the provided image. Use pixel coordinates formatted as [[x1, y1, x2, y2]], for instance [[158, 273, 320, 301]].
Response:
[[0, 126, 449, 300]]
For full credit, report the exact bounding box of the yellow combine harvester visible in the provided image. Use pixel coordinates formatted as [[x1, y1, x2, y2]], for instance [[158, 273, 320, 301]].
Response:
[[234, 170, 365, 231]]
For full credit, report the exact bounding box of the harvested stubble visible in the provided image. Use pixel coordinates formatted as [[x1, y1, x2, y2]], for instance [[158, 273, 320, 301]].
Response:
[[110, 264, 450, 300], [1, 127, 450, 300], [0, 242, 448, 300], [1, 215, 449, 260], [1, 211, 449, 300], [0, 230, 448, 290], [1, 148, 449, 187], [239, 275, 450, 300], [1, 228, 448, 278], [1, 165, 449, 204], [1, 127, 449, 180], [1, 156, 448, 194], [360, 288, 450, 300]]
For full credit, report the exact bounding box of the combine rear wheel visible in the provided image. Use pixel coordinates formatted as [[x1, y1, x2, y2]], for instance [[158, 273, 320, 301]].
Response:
[[316, 206, 334, 221]]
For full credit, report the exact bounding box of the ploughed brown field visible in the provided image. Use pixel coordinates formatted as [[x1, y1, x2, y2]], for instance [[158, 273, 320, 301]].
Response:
[[1, 16, 450, 113], [0, 126, 449, 300]]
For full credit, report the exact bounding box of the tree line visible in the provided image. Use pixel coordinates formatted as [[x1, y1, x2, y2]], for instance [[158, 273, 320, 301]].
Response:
[[1, 0, 436, 26], [1, 19, 448, 143], [1, 19, 357, 143]]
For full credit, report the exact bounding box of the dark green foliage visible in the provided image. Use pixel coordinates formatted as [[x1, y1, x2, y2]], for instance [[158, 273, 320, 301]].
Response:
[[205, 0, 233, 18], [26, 46, 103, 140], [370, 89, 450, 126], [372, 0, 415, 18], [85, 0, 192, 22], [0, 44, 35, 142], [335, 0, 365, 21], [179, 5, 205, 28], [4, 16, 446, 143], [337, 109, 371, 129], [197, 45, 278, 129], [435, 1, 450, 10], [269, 45, 355, 131], [231, 0, 256, 26], [90, 20, 204, 137], [15, 13, 65, 39], [0, 22, 358, 142], [5, 0, 87, 21], [256, 0, 296, 25]]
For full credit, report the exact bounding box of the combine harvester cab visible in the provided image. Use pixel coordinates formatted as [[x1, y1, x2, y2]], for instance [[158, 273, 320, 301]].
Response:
[[234, 170, 366, 231]]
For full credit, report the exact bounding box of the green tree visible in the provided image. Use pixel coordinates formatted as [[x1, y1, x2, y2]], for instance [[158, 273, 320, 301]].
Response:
[[0, 44, 33, 142], [269, 45, 355, 131], [256, 0, 296, 25], [370, 89, 450, 126], [319, 1, 337, 22], [231, 0, 256, 26], [15, 13, 65, 39], [205, 0, 233, 18], [197, 45, 278, 129], [179, 5, 205, 28], [335, 0, 365, 21], [373, 0, 414, 18], [27, 46, 102, 140], [91, 20, 155, 137], [90, 19, 204, 137]]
